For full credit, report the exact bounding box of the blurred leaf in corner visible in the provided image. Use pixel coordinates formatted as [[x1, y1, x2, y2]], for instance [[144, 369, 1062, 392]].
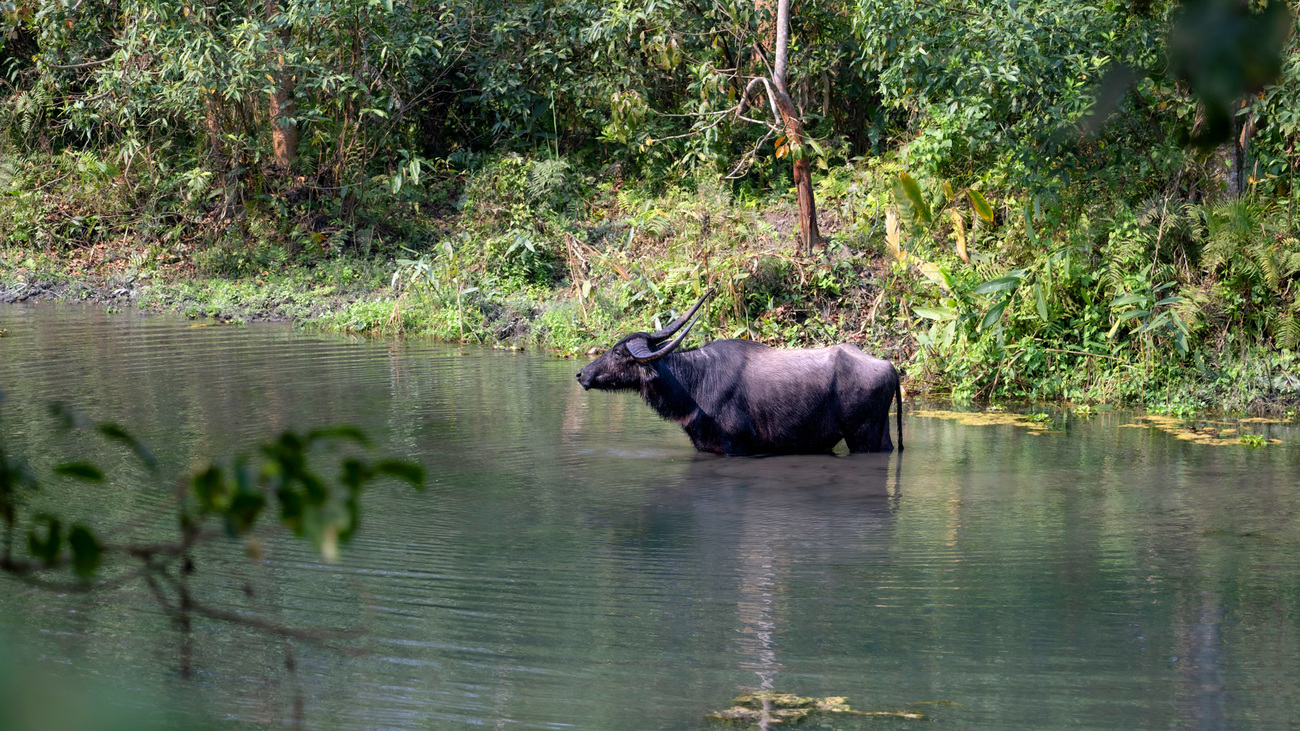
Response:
[[1168, 0, 1292, 147]]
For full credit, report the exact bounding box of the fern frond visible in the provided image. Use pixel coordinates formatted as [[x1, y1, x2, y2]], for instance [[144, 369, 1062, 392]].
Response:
[[1284, 248, 1300, 279], [526, 159, 570, 205], [1174, 287, 1208, 332], [1273, 311, 1300, 351]]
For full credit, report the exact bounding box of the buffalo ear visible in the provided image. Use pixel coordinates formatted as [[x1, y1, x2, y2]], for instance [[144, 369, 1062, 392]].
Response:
[[626, 336, 658, 361]]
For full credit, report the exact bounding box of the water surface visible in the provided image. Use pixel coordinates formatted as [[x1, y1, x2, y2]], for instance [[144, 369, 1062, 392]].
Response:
[[1, 303, 1299, 729]]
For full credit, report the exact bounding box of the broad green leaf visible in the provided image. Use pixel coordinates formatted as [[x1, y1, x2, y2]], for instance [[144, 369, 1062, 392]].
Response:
[[1111, 293, 1146, 307], [1116, 309, 1149, 322], [913, 305, 959, 320], [1170, 311, 1190, 352], [899, 173, 931, 223], [68, 524, 102, 579], [972, 275, 1023, 295], [192, 465, 226, 510], [1137, 312, 1169, 333], [28, 516, 62, 565], [1035, 282, 1048, 322], [226, 492, 266, 535], [307, 425, 371, 446], [376, 460, 426, 490], [968, 189, 994, 222], [54, 462, 104, 481], [981, 297, 1011, 329], [99, 423, 157, 469], [340, 458, 371, 491]]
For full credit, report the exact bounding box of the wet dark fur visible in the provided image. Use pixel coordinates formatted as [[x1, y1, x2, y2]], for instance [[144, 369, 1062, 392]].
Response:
[[578, 336, 903, 456]]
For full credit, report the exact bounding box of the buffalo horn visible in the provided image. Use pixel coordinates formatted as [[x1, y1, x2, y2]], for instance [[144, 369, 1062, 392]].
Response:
[[628, 307, 706, 362], [648, 288, 717, 341]]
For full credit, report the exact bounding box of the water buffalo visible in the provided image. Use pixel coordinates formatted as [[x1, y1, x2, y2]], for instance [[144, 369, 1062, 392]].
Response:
[[576, 289, 903, 456]]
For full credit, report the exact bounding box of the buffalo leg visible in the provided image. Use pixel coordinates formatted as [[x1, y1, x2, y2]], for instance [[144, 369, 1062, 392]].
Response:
[[844, 416, 892, 453]]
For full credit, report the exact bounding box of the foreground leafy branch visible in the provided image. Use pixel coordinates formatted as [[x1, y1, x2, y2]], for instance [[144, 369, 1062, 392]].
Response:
[[0, 392, 425, 679]]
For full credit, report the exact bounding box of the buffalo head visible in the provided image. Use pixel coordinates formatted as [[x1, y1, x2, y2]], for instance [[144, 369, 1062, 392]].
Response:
[[576, 288, 715, 391]]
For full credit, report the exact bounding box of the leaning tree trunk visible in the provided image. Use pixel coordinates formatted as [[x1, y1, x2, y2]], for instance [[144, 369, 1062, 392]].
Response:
[[772, 0, 820, 253], [266, 0, 297, 172]]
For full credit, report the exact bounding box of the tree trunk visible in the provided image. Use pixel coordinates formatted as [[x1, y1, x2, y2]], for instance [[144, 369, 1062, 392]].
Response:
[[772, 0, 820, 253], [266, 0, 296, 172], [204, 94, 224, 163]]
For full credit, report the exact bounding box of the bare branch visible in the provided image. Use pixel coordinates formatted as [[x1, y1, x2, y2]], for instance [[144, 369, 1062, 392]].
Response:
[[651, 108, 736, 119], [72, 89, 115, 104], [758, 78, 781, 125], [187, 598, 370, 645], [736, 115, 780, 132], [649, 106, 741, 143], [44, 58, 114, 70], [723, 129, 778, 180], [915, 0, 983, 18]]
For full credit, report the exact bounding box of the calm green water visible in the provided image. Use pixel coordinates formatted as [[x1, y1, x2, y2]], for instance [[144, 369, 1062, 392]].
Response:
[[2, 303, 1300, 730]]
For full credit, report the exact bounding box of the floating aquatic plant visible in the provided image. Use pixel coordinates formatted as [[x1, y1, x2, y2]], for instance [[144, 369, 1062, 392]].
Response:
[[1239, 434, 1268, 449], [911, 409, 1055, 433], [706, 691, 926, 726], [1119, 414, 1281, 447]]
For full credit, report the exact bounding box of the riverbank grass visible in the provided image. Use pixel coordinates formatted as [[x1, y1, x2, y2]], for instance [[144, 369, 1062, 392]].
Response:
[[4, 153, 1299, 417]]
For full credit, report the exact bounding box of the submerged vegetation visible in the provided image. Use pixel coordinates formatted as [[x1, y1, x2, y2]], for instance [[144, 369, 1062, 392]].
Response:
[[2, 0, 1299, 415]]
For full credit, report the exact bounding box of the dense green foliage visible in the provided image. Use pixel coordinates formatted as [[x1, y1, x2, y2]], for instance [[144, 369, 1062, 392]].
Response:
[[3, 0, 1299, 412]]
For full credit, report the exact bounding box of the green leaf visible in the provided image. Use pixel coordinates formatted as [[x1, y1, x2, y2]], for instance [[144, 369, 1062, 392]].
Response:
[[1137, 312, 1169, 333], [375, 460, 426, 490], [225, 492, 266, 535], [1034, 282, 1048, 322], [972, 274, 1024, 295], [968, 189, 994, 222], [192, 465, 226, 510], [1111, 293, 1146, 307], [1116, 309, 1149, 322], [27, 515, 62, 565], [899, 173, 931, 223], [913, 305, 959, 321], [68, 525, 102, 579], [981, 297, 1011, 329], [99, 423, 157, 469], [54, 462, 104, 481], [307, 425, 372, 446], [340, 458, 372, 491], [277, 485, 305, 534]]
